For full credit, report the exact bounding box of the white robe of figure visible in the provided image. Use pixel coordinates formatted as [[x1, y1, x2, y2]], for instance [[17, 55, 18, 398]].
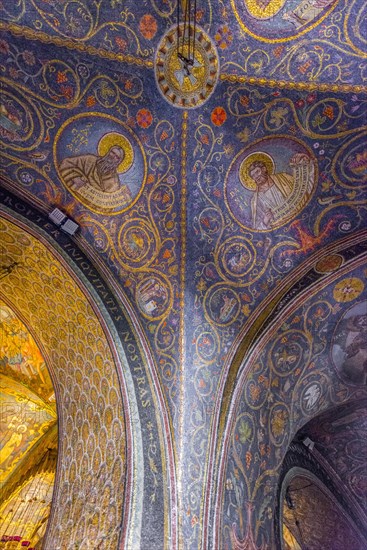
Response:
[[251, 172, 293, 230]]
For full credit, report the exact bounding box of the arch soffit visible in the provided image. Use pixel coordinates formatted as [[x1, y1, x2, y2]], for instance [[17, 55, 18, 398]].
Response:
[[0, 208, 177, 549], [208, 240, 367, 549]]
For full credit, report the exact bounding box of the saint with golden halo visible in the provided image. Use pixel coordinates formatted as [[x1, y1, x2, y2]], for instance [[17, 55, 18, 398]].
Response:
[[240, 152, 275, 191], [59, 131, 134, 196], [239, 150, 312, 230]]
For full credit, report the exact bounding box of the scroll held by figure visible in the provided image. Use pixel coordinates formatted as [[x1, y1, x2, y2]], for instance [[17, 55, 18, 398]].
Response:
[[225, 137, 316, 231]]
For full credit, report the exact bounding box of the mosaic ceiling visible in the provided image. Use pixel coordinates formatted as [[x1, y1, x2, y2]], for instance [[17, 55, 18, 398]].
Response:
[[0, 0, 366, 548]]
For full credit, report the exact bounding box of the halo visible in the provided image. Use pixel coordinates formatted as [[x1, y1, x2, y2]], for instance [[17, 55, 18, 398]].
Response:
[[239, 152, 275, 190], [98, 132, 134, 174]]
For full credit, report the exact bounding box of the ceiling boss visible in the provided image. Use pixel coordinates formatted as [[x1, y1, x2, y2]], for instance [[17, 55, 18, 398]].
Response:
[[154, 0, 219, 108]]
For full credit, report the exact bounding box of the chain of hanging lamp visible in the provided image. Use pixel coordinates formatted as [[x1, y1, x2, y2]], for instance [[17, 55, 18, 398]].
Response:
[[177, 0, 197, 68]]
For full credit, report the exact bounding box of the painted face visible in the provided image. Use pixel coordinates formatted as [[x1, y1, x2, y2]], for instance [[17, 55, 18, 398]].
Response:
[[105, 147, 124, 168], [99, 146, 125, 174], [249, 163, 268, 184]]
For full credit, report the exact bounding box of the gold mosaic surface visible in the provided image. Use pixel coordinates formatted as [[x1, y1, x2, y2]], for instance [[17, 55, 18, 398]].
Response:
[[0, 218, 127, 549]]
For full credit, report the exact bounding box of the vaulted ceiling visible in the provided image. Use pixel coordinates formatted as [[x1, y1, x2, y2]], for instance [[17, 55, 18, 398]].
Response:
[[0, 1, 366, 548]]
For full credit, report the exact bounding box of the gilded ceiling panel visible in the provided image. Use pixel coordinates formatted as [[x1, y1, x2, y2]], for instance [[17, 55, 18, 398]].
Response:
[[0, 302, 57, 547], [0, 218, 128, 548], [0, 213, 177, 548]]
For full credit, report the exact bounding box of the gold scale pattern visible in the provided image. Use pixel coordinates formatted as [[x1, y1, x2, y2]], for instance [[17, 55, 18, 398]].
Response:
[[0, 218, 127, 549]]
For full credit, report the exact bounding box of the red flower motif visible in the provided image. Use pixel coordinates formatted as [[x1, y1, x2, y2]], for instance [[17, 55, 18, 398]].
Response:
[[273, 45, 284, 58], [323, 105, 334, 120], [57, 70, 68, 84], [195, 9, 204, 22], [191, 514, 199, 527], [211, 107, 227, 126], [136, 108, 153, 129], [295, 99, 305, 109], [139, 14, 157, 40], [246, 451, 252, 468], [125, 79, 133, 91], [86, 95, 96, 107], [60, 85, 74, 100], [0, 39, 10, 55], [115, 37, 127, 52]]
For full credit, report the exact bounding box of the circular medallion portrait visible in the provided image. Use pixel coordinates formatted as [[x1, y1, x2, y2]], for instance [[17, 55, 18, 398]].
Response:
[[55, 113, 146, 215], [118, 219, 158, 269], [204, 286, 240, 326], [331, 300, 367, 385], [216, 237, 256, 280], [225, 136, 316, 232], [232, 0, 338, 41], [136, 275, 172, 320]]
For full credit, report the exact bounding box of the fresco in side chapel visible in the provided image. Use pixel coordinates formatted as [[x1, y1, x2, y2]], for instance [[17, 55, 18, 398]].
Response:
[[0, 302, 55, 401], [0, 0, 366, 548], [281, 475, 365, 549], [297, 399, 367, 515], [0, 303, 57, 548]]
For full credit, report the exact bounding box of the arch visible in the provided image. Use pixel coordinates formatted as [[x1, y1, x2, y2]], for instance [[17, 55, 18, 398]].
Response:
[[204, 238, 367, 549], [279, 467, 364, 549], [0, 195, 178, 549], [275, 432, 367, 549]]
